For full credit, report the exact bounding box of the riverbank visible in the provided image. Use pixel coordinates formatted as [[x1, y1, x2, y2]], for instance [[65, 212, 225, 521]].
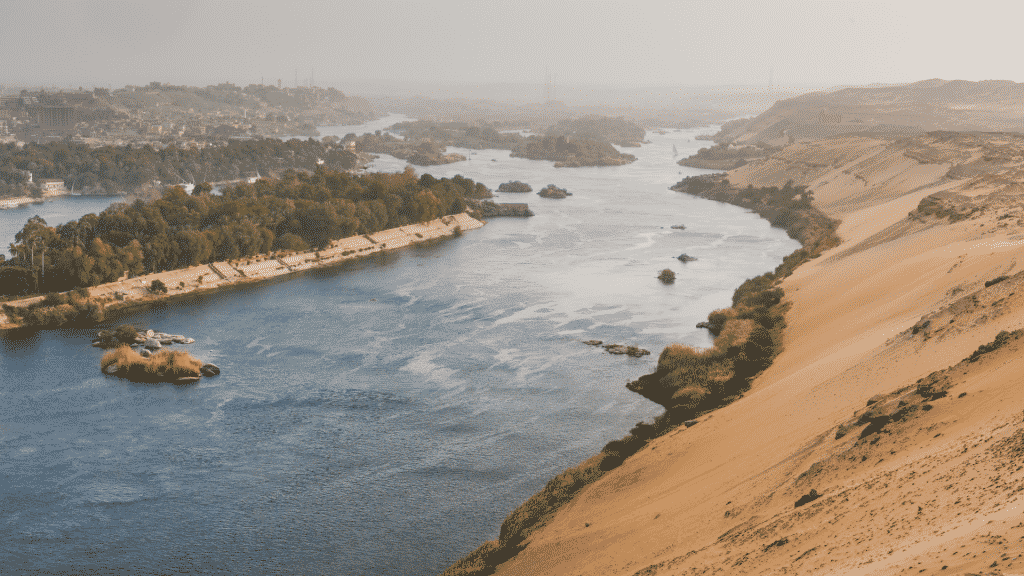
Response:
[[455, 131, 1024, 575], [0, 212, 483, 330], [442, 179, 837, 576]]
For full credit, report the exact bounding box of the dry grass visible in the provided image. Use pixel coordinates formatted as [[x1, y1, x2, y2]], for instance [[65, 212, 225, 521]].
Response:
[[101, 345, 202, 382]]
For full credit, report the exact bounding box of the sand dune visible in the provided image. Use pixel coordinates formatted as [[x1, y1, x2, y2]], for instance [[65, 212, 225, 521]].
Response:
[[477, 132, 1024, 575]]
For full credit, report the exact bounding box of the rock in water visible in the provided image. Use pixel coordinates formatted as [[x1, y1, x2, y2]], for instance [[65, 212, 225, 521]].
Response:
[[102, 364, 119, 375], [677, 254, 698, 263], [670, 224, 686, 230], [537, 184, 571, 199], [174, 376, 201, 385], [583, 340, 603, 346], [144, 338, 162, 350], [200, 363, 221, 377]]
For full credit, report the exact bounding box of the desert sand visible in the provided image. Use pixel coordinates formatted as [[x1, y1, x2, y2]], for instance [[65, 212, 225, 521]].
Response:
[[467, 131, 1024, 575]]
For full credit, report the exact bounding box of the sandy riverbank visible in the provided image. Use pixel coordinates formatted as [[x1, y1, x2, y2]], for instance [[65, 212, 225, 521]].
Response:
[[448, 132, 1024, 575], [0, 212, 482, 329]]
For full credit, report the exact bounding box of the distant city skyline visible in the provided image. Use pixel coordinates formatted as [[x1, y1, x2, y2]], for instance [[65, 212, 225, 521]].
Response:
[[3, 0, 1022, 91]]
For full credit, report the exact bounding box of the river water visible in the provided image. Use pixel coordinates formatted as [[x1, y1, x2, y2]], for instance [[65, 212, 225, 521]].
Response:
[[0, 116, 798, 575]]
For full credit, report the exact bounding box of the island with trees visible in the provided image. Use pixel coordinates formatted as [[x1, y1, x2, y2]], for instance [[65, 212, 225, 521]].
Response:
[[0, 167, 492, 327], [385, 116, 641, 167], [0, 137, 360, 199]]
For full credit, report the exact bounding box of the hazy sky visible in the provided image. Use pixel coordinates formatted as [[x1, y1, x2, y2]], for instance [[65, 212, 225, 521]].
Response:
[[3, 0, 1022, 91]]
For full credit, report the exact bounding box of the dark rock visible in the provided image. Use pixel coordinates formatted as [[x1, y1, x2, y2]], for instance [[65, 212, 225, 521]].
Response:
[[696, 321, 710, 330], [684, 420, 699, 428], [139, 349, 152, 358], [865, 394, 886, 406], [602, 344, 650, 357], [677, 254, 698, 263], [103, 364, 119, 375], [174, 376, 201, 385], [583, 340, 603, 346], [670, 224, 686, 230], [200, 363, 221, 377], [537, 184, 571, 199], [794, 489, 821, 508], [497, 180, 532, 193]]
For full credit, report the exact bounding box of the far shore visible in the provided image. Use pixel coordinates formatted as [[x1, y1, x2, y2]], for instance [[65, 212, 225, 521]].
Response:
[[0, 212, 484, 330], [0, 190, 124, 210]]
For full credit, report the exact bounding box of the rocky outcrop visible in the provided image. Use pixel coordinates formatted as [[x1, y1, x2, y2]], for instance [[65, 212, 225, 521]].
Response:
[[537, 185, 571, 199], [498, 181, 532, 193], [677, 253, 698, 262]]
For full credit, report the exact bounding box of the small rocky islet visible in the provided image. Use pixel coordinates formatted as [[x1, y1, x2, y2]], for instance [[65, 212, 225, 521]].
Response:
[[94, 325, 220, 384], [583, 339, 651, 358]]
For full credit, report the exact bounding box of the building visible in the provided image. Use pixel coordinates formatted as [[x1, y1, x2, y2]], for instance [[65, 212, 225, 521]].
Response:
[[38, 178, 68, 195]]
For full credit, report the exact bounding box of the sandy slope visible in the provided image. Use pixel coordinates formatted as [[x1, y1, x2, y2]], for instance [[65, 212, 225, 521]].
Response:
[[485, 133, 1024, 575]]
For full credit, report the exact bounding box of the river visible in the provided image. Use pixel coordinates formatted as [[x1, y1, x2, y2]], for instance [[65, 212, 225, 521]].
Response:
[[0, 116, 799, 575]]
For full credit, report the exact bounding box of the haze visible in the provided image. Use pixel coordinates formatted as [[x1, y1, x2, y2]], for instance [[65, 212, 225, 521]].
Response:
[[4, 0, 1023, 96]]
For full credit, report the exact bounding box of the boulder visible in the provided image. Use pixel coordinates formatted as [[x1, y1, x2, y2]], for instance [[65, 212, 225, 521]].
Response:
[[677, 254, 698, 263], [144, 338, 162, 350], [139, 349, 152, 358], [174, 376, 201, 385], [670, 224, 686, 230], [103, 364, 119, 375], [583, 340, 603, 346], [200, 363, 221, 377]]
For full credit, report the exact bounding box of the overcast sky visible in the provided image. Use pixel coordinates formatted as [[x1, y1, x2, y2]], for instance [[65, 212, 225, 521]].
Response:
[[3, 0, 1022, 91]]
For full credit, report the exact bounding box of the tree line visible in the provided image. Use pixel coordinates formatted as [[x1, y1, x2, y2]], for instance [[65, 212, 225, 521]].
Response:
[[0, 138, 358, 198], [1, 167, 490, 297]]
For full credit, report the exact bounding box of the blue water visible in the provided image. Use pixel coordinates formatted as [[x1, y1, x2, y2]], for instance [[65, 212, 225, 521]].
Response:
[[0, 122, 799, 575]]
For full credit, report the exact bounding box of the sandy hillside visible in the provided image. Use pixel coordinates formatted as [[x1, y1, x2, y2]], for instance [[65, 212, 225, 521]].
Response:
[[478, 132, 1024, 575]]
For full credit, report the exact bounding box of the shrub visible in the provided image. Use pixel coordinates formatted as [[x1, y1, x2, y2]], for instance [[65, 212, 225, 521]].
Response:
[[114, 324, 139, 343], [985, 275, 1009, 288], [150, 279, 168, 294], [101, 346, 202, 382]]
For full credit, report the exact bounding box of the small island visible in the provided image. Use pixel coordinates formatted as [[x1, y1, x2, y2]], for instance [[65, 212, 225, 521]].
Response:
[[101, 346, 215, 384], [497, 181, 532, 193], [537, 184, 571, 199]]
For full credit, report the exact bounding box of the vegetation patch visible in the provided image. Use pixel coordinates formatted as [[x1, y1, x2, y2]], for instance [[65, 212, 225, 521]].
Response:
[[2, 290, 104, 327], [100, 345, 204, 384]]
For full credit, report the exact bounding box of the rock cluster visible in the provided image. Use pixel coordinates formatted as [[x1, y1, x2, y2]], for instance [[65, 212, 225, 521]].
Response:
[[584, 340, 650, 357], [537, 184, 572, 199], [93, 327, 195, 349], [677, 253, 698, 263]]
